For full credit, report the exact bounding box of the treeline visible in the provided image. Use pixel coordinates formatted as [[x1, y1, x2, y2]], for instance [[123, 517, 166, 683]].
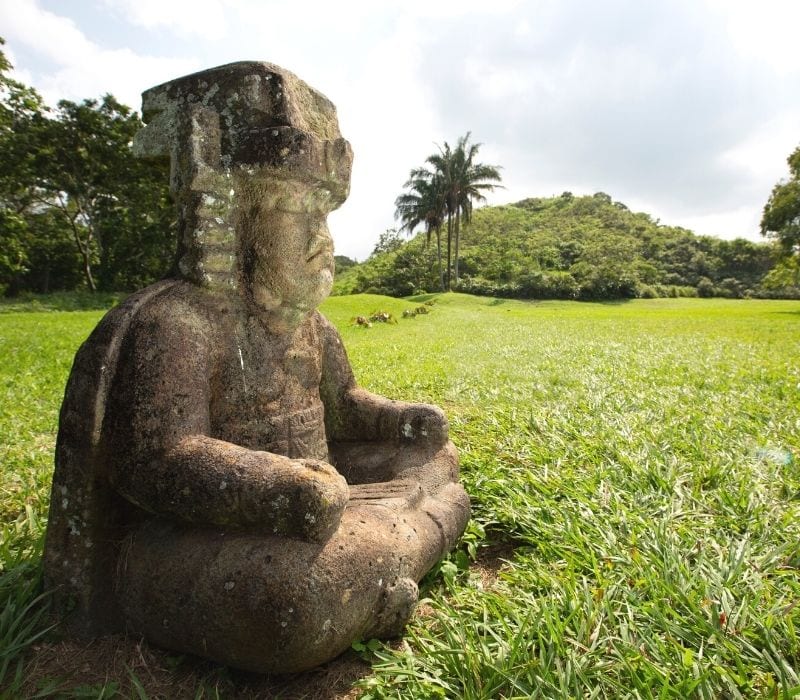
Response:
[[0, 39, 174, 296], [2, 32, 795, 302], [334, 192, 797, 300]]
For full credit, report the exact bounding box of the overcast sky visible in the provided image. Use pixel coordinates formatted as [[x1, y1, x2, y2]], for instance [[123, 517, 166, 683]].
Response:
[[2, 0, 799, 260]]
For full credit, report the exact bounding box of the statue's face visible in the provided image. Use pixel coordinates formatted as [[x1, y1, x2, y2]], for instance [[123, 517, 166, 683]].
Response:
[[243, 181, 336, 314]]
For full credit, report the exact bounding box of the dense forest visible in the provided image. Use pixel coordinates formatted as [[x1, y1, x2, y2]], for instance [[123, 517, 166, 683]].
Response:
[[334, 192, 797, 300]]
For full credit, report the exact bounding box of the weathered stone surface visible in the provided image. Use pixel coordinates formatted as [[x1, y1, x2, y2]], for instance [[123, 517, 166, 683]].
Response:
[[43, 62, 470, 674]]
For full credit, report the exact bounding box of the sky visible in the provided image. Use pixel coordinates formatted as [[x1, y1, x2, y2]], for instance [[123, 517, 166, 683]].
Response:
[[1, 0, 799, 261]]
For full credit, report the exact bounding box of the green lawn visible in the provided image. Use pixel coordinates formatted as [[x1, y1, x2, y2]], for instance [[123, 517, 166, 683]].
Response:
[[1, 294, 799, 698]]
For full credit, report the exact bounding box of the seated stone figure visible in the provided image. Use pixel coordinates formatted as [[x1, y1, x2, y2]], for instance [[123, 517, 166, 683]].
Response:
[[43, 62, 470, 674]]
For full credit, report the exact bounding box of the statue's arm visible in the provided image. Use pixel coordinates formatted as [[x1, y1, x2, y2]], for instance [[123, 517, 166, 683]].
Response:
[[318, 314, 449, 446], [107, 310, 347, 543]]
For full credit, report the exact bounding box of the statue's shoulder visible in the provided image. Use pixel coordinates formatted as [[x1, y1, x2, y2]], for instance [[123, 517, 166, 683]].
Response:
[[95, 278, 184, 331], [72, 280, 183, 370], [62, 280, 213, 441], [309, 309, 339, 338], [123, 280, 216, 335], [47, 278, 214, 622]]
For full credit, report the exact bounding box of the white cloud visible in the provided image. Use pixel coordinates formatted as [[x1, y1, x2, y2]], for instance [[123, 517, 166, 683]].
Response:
[[0, 0, 197, 109], [409, 0, 800, 244], [707, 0, 800, 74], [1, 42, 35, 87], [321, 16, 442, 258], [667, 207, 762, 241], [2, 1, 95, 65], [721, 114, 800, 187], [102, 0, 229, 39]]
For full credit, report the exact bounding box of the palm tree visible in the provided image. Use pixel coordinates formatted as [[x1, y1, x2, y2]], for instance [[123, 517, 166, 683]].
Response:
[[394, 169, 446, 291], [395, 132, 502, 291], [424, 142, 456, 290], [434, 133, 502, 286]]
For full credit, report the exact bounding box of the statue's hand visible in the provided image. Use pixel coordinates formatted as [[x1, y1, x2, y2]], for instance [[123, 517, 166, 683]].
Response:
[[397, 403, 449, 446], [283, 458, 349, 543]]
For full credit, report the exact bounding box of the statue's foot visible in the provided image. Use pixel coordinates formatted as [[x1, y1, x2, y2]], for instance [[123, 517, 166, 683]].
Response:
[[365, 577, 419, 639]]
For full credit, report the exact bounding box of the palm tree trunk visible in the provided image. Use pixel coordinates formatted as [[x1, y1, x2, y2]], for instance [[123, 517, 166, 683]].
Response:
[[436, 227, 444, 291], [454, 208, 461, 285], [446, 214, 453, 291]]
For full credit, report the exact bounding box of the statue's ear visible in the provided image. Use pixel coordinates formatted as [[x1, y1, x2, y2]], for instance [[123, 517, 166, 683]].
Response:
[[132, 103, 175, 161], [133, 103, 222, 197], [172, 104, 222, 195]]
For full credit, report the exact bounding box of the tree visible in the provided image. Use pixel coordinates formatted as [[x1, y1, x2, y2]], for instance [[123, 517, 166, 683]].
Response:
[[395, 132, 502, 291], [394, 171, 445, 290], [761, 144, 800, 262], [26, 95, 173, 291], [446, 133, 503, 285], [371, 228, 405, 256], [0, 52, 46, 213], [423, 141, 456, 290], [0, 37, 51, 292], [0, 211, 29, 291], [360, 191, 789, 301], [0, 37, 174, 294], [334, 255, 357, 274]]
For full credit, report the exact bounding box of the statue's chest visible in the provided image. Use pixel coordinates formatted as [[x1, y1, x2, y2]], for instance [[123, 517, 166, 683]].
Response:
[[209, 319, 327, 459]]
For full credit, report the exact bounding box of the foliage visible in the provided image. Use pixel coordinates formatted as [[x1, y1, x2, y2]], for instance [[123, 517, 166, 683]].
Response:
[[761, 256, 800, 293], [344, 192, 790, 300], [395, 171, 446, 290], [368, 311, 397, 324], [0, 38, 174, 296], [761, 143, 800, 261], [0, 290, 124, 313], [334, 254, 357, 274], [370, 228, 405, 256], [334, 233, 441, 298], [402, 304, 432, 318], [351, 310, 398, 328]]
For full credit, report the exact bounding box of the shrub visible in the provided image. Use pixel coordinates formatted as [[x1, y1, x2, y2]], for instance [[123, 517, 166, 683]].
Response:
[[636, 284, 658, 299], [696, 277, 715, 298]]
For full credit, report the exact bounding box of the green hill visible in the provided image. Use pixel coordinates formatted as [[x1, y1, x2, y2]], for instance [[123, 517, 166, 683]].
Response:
[[335, 192, 795, 300]]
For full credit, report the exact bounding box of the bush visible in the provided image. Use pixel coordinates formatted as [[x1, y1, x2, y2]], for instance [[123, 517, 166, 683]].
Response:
[[717, 277, 746, 298], [696, 277, 715, 298], [517, 271, 578, 299], [455, 276, 520, 299], [455, 271, 580, 301]]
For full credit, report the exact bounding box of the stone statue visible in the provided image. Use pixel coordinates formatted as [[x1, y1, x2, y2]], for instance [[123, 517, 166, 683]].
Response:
[[43, 62, 470, 674]]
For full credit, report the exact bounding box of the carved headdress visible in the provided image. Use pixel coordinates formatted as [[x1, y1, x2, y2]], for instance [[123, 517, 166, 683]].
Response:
[[133, 62, 353, 289]]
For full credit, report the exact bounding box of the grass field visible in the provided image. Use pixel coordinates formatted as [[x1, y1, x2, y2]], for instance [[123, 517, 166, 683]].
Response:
[[1, 294, 799, 698]]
